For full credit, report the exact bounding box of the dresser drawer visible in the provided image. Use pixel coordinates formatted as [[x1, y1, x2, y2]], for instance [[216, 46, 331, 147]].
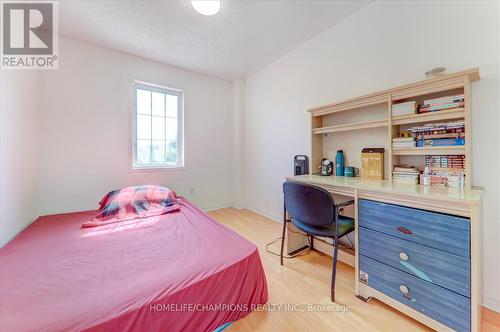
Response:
[[359, 227, 470, 297], [360, 255, 470, 331], [358, 199, 470, 257]]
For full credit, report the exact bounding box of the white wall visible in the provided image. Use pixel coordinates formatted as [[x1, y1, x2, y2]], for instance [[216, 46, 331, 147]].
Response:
[[231, 79, 246, 208], [0, 71, 39, 246], [243, 1, 500, 311], [36, 37, 233, 215]]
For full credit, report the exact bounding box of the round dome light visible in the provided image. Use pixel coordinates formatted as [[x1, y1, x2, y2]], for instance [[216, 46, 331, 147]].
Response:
[[191, 0, 220, 16]]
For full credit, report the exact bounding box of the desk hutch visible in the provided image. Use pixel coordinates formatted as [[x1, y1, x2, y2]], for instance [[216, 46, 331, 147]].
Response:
[[286, 68, 483, 331]]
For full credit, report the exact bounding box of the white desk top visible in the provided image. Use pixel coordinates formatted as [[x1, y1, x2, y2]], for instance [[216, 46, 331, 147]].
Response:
[[286, 174, 484, 205]]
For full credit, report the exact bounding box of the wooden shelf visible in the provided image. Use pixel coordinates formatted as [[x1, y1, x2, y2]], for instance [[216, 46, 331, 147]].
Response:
[[392, 108, 465, 125], [309, 95, 388, 117], [313, 119, 388, 134], [392, 146, 465, 156], [308, 68, 479, 117]]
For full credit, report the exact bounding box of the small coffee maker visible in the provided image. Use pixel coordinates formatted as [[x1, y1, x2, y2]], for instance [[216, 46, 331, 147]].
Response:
[[319, 158, 334, 176]]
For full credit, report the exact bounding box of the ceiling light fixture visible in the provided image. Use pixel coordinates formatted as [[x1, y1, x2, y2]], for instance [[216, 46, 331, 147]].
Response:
[[191, 0, 220, 16]]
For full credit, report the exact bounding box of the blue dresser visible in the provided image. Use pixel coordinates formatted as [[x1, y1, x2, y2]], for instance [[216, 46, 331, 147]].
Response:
[[358, 199, 471, 331]]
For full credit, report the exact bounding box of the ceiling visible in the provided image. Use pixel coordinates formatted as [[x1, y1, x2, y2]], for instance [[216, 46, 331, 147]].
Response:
[[59, 0, 370, 80]]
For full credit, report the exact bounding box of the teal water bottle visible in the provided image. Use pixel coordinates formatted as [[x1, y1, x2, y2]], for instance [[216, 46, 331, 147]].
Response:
[[335, 150, 344, 176]]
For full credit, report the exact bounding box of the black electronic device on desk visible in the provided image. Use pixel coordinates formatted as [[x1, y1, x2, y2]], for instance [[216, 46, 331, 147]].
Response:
[[293, 155, 309, 175]]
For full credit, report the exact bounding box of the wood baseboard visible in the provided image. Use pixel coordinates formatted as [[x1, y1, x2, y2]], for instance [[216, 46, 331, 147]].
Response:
[[482, 306, 500, 327]]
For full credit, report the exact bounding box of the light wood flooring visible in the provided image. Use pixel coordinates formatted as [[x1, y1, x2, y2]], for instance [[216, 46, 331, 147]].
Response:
[[208, 208, 500, 332]]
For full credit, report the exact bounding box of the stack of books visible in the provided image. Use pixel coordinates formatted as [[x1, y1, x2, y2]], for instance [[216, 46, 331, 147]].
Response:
[[392, 165, 420, 184], [392, 137, 416, 148], [407, 121, 465, 147], [419, 94, 464, 113], [421, 155, 465, 188], [392, 101, 418, 116]]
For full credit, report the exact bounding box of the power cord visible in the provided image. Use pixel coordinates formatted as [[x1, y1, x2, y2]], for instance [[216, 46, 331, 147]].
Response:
[[265, 222, 355, 258], [265, 224, 312, 259]]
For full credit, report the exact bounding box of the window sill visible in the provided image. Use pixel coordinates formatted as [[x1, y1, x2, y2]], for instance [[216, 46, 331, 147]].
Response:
[[130, 165, 186, 172]]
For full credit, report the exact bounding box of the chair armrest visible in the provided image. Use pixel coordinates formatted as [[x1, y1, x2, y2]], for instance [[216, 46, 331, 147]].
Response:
[[335, 199, 355, 209]]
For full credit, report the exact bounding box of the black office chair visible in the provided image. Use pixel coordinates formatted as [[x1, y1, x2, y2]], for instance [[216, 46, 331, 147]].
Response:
[[280, 181, 355, 302]]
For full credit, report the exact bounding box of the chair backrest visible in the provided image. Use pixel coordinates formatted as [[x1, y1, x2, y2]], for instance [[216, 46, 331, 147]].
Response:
[[283, 181, 335, 227]]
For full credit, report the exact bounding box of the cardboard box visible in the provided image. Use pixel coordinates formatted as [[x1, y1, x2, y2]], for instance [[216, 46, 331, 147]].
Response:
[[361, 148, 384, 180]]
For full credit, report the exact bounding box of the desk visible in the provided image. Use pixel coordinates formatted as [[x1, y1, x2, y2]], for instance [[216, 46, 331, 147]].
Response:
[[285, 174, 483, 331]]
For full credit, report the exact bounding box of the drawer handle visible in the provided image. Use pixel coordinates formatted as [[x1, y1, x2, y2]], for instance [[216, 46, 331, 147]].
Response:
[[399, 285, 414, 301], [397, 226, 412, 234], [399, 252, 409, 261]]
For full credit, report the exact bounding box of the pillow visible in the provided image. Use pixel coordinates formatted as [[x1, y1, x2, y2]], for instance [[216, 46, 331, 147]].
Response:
[[82, 185, 180, 228]]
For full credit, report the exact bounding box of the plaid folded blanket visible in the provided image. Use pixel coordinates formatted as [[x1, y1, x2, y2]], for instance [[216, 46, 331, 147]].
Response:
[[82, 185, 180, 228]]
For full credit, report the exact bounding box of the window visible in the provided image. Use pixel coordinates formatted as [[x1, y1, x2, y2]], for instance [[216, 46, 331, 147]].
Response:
[[132, 82, 184, 169]]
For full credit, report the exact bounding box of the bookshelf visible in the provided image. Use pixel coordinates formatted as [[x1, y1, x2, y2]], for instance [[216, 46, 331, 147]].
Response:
[[309, 68, 479, 189]]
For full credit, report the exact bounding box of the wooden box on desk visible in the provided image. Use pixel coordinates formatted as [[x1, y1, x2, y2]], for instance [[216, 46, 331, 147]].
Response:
[[361, 148, 385, 180]]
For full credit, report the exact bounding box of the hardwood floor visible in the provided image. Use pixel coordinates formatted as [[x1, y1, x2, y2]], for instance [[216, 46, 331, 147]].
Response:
[[208, 208, 500, 332]]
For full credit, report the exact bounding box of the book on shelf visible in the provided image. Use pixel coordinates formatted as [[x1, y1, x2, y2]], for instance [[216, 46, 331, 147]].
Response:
[[421, 155, 466, 188], [423, 99, 464, 108], [427, 128, 465, 134], [393, 172, 421, 177], [392, 164, 420, 184], [425, 155, 465, 161], [416, 138, 465, 147], [425, 155, 465, 162], [393, 177, 420, 184], [416, 128, 465, 140], [393, 137, 415, 142], [418, 94, 464, 114], [392, 137, 416, 148], [423, 94, 464, 105], [419, 102, 464, 113], [427, 166, 465, 170], [417, 132, 465, 140], [393, 164, 420, 173], [408, 120, 465, 134], [392, 101, 419, 116], [426, 165, 465, 169], [421, 174, 465, 188], [429, 171, 465, 177], [426, 162, 465, 168], [421, 178, 465, 187], [393, 141, 417, 148]]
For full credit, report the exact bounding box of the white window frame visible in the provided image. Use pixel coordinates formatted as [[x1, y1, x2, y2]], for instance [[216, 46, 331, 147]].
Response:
[[132, 81, 184, 170]]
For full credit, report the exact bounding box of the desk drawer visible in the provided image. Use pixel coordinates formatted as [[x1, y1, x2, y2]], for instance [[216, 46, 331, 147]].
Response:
[[360, 255, 470, 331], [358, 199, 470, 257], [359, 227, 470, 297]]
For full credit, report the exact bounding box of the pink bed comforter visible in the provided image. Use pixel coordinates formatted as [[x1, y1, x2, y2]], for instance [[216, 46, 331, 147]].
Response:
[[0, 198, 268, 331]]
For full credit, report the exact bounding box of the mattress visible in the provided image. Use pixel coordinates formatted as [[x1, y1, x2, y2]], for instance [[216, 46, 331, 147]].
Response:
[[0, 198, 268, 331]]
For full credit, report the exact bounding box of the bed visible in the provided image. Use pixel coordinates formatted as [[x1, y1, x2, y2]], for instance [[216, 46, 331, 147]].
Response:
[[0, 197, 268, 331]]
